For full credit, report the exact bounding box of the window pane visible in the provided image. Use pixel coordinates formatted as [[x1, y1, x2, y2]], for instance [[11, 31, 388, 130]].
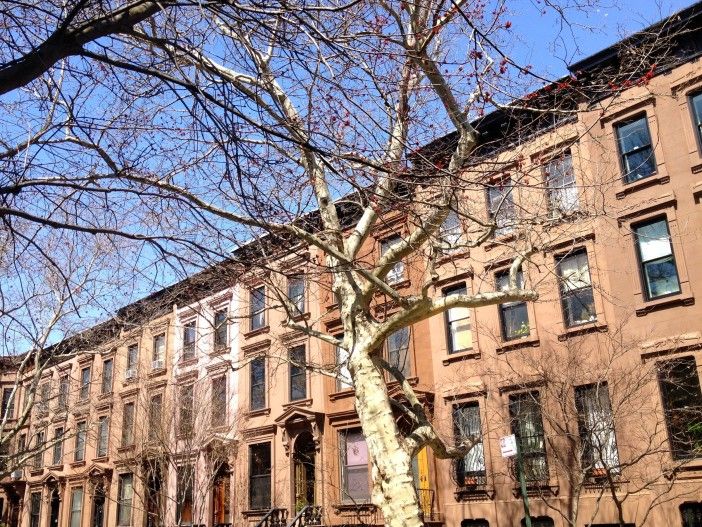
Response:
[[444, 285, 472, 354], [487, 181, 515, 237], [658, 357, 702, 459], [101, 361, 112, 394], [546, 153, 578, 213], [681, 502, 702, 527], [180, 385, 194, 435], [212, 377, 227, 427], [510, 393, 548, 481], [70, 488, 83, 527], [118, 474, 133, 526], [249, 443, 271, 509], [250, 358, 266, 410], [575, 384, 619, 471], [635, 219, 680, 299], [336, 342, 352, 390], [440, 210, 463, 250], [214, 310, 227, 348], [387, 328, 411, 378], [381, 236, 405, 283], [617, 117, 652, 154], [289, 346, 307, 401], [342, 430, 370, 502], [453, 404, 485, 481], [153, 334, 165, 362], [97, 417, 109, 457], [287, 277, 305, 314], [250, 287, 266, 330]]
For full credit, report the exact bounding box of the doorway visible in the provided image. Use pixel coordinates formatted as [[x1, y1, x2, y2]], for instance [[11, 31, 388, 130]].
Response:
[[91, 485, 105, 527], [293, 432, 316, 512], [49, 488, 60, 527]]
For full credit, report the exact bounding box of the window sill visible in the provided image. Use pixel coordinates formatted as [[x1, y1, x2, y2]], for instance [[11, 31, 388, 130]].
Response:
[[616, 173, 669, 199], [511, 480, 558, 498], [246, 407, 271, 418], [329, 389, 355, 402], [332, 502, 376, 513], [98, 392, 113, 400], [92, 455, 109, 463], [70, 460, 86, 469], [496, 336, 540, 354], [47, 464, 64, 471], [242, 509, 272, 518], [116, 445, 135, 454], [454, 484, 495, 501], [664, 458, 702, 479], [635, 293, 694, 316], [442, 350, 480, 366], [557, 322, 608, 341], [28, 468, 44, 477], [148, 367, 167, 378], [244, 326, 270, 339]]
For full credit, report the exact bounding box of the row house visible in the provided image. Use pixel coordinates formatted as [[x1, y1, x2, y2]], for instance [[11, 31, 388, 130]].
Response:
[[3, 4, 702, 527]]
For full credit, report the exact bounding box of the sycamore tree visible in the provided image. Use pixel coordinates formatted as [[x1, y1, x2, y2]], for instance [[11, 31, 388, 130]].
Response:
[[0, 1, 682, 525]]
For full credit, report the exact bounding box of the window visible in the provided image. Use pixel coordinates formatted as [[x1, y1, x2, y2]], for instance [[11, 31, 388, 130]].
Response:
[[444, 285, 472, 354], [575, 383, 619, 473], [250, 358, 266, 411], [453, 403, 485, 486], [634, 218, 681, 300], [289, 345, 307, 401], [657, 357, 702, 459], [100, 361, 112, 395], [1, 388, 14, 418], [386, 327, 411, 378], [211, 377, 226, 428], [691, 92, 702, 147], [336, 340, 352, 391], [52, 427, 63, 465], [287, 276, 306, 315], [486, 178, 515, 237], [681, 502, 702, 527], [33, 430, 44, 468], [462, 522, 489, 527], [179, 384, 194, 435], [30, 492, 41, 527], [340, 429, 370, 503], [177, 465, 194, 525], [496, 271, 529, 341], [148, 394, 162, 441], [509, 392, 548, 482], [250, 286, 266, 331], [615, 114, 657, 182], [380, 235, 405, 284], [213, 310, 228, 349], [249, 442, 272, 509], [117, 473, 133, 526], [38, 383, 49, 414], [127, 344, 138, 373], [79, 367, 91, 401], [182, 321, 196, 360], [152, 334, 165, 365], [557, 250, 596, 327], [74, 421, 86, 462], [121, 402, 135, 447], [97, 416, 109, 457], [545, 151, 578, 214], [69, 487, 83, 527], [439, 210, 463, 252]]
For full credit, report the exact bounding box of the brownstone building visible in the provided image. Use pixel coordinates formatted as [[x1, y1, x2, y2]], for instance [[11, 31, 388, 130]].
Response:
[[3, 4, 702, 527]]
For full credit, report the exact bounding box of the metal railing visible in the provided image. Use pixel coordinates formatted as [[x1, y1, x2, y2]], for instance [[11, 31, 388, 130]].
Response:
[[255, 508, 289, 527], [288, 505, 322, 527]]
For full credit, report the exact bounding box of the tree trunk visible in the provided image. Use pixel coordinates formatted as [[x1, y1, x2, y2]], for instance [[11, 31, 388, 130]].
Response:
[[351, 345, 423, 527]]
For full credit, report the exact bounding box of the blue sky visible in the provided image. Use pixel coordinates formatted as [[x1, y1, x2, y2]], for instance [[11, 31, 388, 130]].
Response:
[[508, 0, 696, 78]]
